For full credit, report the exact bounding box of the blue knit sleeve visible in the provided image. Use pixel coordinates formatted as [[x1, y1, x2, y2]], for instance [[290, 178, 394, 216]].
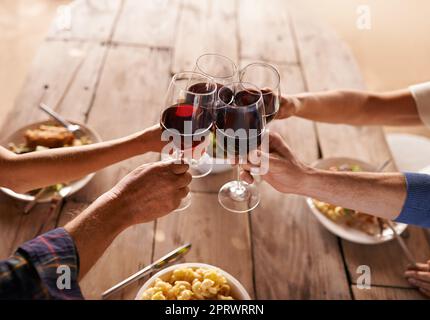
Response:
[[395, 172, 430, 228]]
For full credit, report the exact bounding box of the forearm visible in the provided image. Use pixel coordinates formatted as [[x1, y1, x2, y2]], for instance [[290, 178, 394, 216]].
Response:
[[64, 193, 127, 278], [1, 131, 147, 193], [282, 89, 420, 126], [299, 168, 407, 220]]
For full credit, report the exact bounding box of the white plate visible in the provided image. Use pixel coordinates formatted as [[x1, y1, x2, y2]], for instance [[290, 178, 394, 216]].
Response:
[[135, 262, 251, 300], [1, 120, 102, 202], [305, 157, 407, 245]]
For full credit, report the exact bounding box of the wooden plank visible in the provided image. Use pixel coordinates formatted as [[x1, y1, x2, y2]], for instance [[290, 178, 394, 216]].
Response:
[[57, 201, 155, 300], [0, 41, 107, 261], [171, 0, 239, 73], [154, 1, 254, 300], [67, 45, 172, 299], [248, 63, 351, 299], [153, 192, 255, 298], [113, 0, 181, 47], [46, 0, 122, 41], [352, 286, 426, 300], [345, 227, 430, 288], [1, 41, 106, 135], [238, 0, 297, 64], [76, 45, 171, 201], [289, 3, 430, 288]]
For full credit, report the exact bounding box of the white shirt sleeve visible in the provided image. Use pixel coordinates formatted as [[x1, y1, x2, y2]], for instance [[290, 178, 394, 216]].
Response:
[[409, 82, 430, 128]]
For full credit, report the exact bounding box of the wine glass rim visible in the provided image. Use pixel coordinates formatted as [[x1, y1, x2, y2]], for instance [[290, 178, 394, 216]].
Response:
[[217, 81, 263, 108], [195, 53, 238, 79], [171, 71, 217, 96], [240, 62, 281, 89]]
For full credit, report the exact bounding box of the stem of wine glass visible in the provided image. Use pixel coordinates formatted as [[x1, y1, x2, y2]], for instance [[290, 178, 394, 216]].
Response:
[[230, 155, 247, 200]]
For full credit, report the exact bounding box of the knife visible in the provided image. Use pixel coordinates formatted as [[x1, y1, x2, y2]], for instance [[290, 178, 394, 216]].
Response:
[[101, 243, 192, 299]]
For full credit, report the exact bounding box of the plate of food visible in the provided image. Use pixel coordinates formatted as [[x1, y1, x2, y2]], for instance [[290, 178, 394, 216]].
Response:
[[136, 263, 251, 300], [306, 157, 407, 244], [1, 120, 102, 202]]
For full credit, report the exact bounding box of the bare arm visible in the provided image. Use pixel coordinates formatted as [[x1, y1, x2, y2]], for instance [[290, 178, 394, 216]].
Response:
[[279, 89, 421, 126], [300, 169, 406, 220], [242, 133, 407, 220], [65, 161, 191, 278], [0, 125, 163, 193]]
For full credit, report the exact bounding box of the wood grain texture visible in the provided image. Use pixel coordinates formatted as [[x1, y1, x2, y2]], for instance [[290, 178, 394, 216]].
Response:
[[171, 0, 239, 73], [46, 0, 122, 41], [3, 0, 427, 301], [153, 193, 255, 298], [289, 3, 430, 291], [66, 45, 171, 299], [352, 286, 426, 300], [77, 45, 170, 201], [0, 41, 106, 260], [249, 62, 351, 299], [238, 0, 297, 64], [344, 227, 430, 288], [113, 0, 181, 47], [1, 41, 106, 136]]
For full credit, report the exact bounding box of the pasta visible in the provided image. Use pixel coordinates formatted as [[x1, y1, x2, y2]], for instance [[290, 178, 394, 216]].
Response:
[[141, 267, 234, 300]]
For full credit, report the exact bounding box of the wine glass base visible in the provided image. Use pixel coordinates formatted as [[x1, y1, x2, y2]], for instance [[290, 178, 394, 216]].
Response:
[[218, 181, 260, 213], [174, 193, 192, 212]]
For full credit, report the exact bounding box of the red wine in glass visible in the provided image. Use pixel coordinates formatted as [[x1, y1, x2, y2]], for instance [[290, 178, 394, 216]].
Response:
[[161, 103, 212, 150], [215, 89, 264, 156], [261, 89, 280, 123]]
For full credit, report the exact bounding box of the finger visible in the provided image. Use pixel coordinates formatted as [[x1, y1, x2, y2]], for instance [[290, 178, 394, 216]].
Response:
[[407, 278, 430, 291], [407, 263, 430, 272], [419, 287, 430, 298], [248, 149, 263, 166], [404, 271, 430, 282], [177, 186, 190, 199], [240, 170, 254, 184], [242, 162, 259, 172], [175, 172, 192, 188], [170, 162, 190, 174]]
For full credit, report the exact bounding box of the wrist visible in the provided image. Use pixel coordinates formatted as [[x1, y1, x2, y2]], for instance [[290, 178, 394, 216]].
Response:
[[292, 95, 309, 118], [128, 130, 151, 155], [295, 165, 321, 196]]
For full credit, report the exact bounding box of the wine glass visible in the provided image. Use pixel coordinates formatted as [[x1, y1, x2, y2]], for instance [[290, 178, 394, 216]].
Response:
[[215, 82, 266, 213], [192, 54, 239, 173], [195, 53, 238, 86], [240, 62, 281, 123], [160, 71, 217, 211]]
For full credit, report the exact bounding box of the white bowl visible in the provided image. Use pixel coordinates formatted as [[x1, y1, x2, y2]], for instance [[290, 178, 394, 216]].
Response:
[[305, 157, 407, 245], [0, 119, 102, 202], [135, 263, 251, 300]]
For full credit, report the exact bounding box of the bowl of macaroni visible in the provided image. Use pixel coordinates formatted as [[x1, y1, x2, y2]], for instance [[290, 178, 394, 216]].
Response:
[[136, 263, 251, 300]]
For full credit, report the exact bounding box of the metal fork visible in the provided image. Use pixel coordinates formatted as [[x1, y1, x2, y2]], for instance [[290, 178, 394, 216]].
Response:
[[39, 103, 83, 137]]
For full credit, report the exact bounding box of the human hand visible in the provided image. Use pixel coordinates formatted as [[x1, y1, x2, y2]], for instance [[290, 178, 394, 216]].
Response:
[[276, 95, 301, 120], [241, 132, 311, 194], [405, 260, 430, 297], [134, 124, 166, 153], [104, 160, 191, 225]]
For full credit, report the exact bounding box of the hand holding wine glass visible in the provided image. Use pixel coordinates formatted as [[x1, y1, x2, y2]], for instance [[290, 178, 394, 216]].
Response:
[[240, 62, 281, 123], [160, 71, 217, 211], [215, 82, 266, 213]]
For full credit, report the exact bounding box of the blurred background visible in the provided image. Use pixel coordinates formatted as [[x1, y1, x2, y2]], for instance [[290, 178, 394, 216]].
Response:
[[1, 0, 429, 136]]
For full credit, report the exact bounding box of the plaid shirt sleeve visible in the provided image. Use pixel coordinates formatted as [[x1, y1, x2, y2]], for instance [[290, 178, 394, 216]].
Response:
[[0, 228, 83, 300]]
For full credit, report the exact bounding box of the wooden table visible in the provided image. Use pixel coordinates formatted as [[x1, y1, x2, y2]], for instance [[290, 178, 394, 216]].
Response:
[[1, 0, 429, 300]]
